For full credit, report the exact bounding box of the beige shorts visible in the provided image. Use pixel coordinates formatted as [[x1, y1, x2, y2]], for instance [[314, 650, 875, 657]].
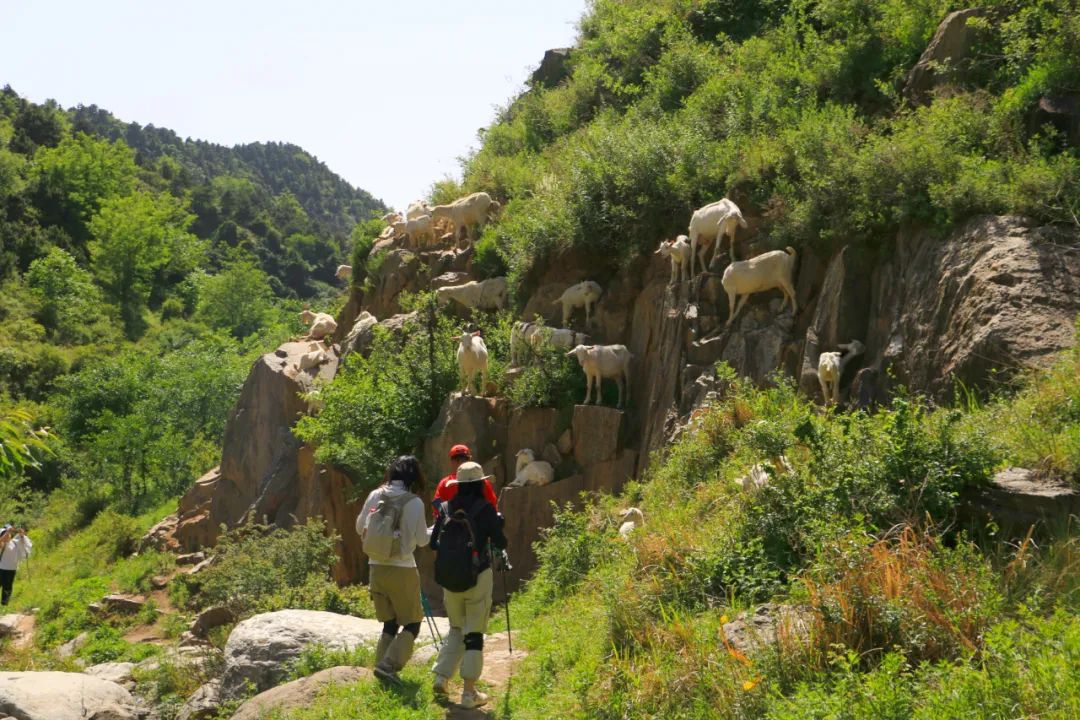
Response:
[[368, 564, 424, 626], [443, 568, 493, 635]]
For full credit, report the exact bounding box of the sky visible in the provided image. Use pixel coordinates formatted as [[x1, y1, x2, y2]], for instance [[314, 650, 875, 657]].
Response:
[[0, 0, 587, 210]]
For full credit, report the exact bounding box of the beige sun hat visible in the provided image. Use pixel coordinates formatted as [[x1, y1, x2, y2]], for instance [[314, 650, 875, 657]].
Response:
[[447, 461, 493, 486]]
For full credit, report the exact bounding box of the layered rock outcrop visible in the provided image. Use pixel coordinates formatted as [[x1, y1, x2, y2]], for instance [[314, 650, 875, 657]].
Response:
[[157, 210, 1078, 596]]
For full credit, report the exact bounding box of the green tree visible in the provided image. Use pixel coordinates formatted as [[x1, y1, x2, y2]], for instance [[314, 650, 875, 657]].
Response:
[[34, 131, 137, 229], [89, 191, 204, 338], [195, 254, 274, 339], [26, 247, 106, 343]]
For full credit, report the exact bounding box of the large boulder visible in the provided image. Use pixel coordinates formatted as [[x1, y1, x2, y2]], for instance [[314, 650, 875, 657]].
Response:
[[864, 215, 1080, 402], [421, 394, 508, 491], [0, 671, 139, 720], [961, 467, 1080, 535], [229, 666, 369, 720], [83, 662, 136, 687], [571, 405, 623, 468], [530, 48, 572, 88], [499, 449, 636, 591], [904, 8, 987, 104], [220, 611, 387, 699], [367, 249, 421, 318], [172, 340, 364, 577]]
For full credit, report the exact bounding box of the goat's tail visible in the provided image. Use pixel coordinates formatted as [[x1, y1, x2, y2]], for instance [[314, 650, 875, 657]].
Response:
[[785, 246, 797, 257]]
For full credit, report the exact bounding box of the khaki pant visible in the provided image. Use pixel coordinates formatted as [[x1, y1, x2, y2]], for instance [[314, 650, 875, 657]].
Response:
[[369, 564, 424, 626], [434, 568, 493, 681]]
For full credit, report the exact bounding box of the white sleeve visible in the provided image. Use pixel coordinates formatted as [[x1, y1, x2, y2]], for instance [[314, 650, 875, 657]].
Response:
[[404, 497, 431, 551], [20, 536, 31, 559], [356, 492, 378, 538]]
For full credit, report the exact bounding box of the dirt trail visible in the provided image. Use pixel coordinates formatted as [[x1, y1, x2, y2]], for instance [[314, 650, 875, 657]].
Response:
[[442, 632, 526, 719]]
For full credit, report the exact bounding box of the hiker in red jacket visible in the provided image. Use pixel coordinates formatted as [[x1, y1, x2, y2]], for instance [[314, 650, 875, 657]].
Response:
[[432, 444, 498, 520]]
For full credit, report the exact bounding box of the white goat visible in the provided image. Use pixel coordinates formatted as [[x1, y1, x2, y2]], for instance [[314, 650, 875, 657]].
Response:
[[510, 321, 543, 366], [689, 198, 748, 276], [511, 322, 589, 365], [382, 211, 403, 226], [405, 200, 430, 221], [430, 192, 497, 243], [817, 339, 866, 405], [656, 235, 692, 285], [435, 277, 508, 311], [392, 213, 434, 248], [722, 247, 797, 327], [553, 281, 602, 327], [508, 448, 554, 488], [299, 309, 338, 340], [566, 344, 632, 409], [335, 264, 352, 281], [453, 331, 489, 396], [734, 456, 793, 492], [618, 507, 644, 537], [535, 326, 589, 353], [294, 346, 330, 373]]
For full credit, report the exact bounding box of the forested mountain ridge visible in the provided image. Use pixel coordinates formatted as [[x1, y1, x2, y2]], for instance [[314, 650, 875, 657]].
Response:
[[67, 102, 382, 238], [0, 85, 385, 299]]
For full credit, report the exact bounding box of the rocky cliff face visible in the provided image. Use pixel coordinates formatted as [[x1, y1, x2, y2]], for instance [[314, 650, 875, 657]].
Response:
[[155, 212, 1079, 588]]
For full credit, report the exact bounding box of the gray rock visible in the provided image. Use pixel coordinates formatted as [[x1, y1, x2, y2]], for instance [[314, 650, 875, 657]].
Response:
[[572, 405, 623, 468], [229, 666, 369, 720], [190, 605, 235, 639], [961, 467, 1080, 534], [721, 604, 812, 657], [57, 632, 89, 658], [84, 662, 136, 687], [100, 594, 146, 614], [177, 679, 221, 720], [175, 552, 205, 566], [0, 671, 139, 720], [219, 610, 395, 699], [904, 8, 987, 104]]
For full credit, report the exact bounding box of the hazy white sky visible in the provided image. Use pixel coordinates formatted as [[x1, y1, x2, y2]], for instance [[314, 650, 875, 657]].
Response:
[[0, 0, 586, 210]]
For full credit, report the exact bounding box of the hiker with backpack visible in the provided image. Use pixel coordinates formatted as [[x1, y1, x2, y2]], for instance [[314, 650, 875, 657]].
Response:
[[357, 455, 432, 685], [431, 444, 498, 520], [429, 461, 508, 709]]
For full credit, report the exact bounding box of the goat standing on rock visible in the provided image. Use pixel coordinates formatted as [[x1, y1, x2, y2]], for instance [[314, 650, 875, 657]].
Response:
[[453, 331, 489, 396], [566, 344, 632, 409], [553, 281, 602, 327], [657, 236, 692, 285], [689, 198, 748, 276], [722, 247, 797, 327], [817, 340, 865, 405]]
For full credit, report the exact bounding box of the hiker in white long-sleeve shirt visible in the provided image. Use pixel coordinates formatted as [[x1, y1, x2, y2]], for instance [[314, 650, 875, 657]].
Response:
[[0, 524, 32, 606], [357, 455, 432, 686]]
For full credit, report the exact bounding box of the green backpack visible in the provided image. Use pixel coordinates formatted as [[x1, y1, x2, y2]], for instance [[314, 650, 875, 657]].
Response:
[[362, 490, 415, 561]]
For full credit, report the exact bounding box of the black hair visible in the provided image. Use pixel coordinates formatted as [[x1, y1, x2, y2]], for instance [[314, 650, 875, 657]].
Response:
[[455, 481, 483, 499], [385, 455, 426, 493]]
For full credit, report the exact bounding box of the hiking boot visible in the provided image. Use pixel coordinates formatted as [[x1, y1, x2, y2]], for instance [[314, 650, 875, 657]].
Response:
[[373, 663, 402, 687], [432, 673, 450, 696], [460, 690, 489, 709]]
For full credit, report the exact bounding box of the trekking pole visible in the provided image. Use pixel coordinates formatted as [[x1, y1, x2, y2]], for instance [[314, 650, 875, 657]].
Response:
[[499, 551, 513, 654], [420, 590, 443, 648]]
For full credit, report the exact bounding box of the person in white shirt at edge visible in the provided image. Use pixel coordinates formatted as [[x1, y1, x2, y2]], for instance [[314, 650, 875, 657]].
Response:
[[357, 455, 432, 686], [0, 524, 32, 606]]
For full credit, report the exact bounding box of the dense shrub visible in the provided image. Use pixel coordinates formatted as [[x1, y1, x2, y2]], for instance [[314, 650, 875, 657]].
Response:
[[174, 519, 341, 619]]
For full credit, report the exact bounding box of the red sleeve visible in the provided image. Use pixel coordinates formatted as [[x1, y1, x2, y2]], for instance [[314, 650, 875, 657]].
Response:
[[483, 479, 498, 508]]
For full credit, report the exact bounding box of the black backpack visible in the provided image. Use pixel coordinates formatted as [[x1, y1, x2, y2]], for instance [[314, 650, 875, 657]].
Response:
[[434, 497, 487, 593]]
